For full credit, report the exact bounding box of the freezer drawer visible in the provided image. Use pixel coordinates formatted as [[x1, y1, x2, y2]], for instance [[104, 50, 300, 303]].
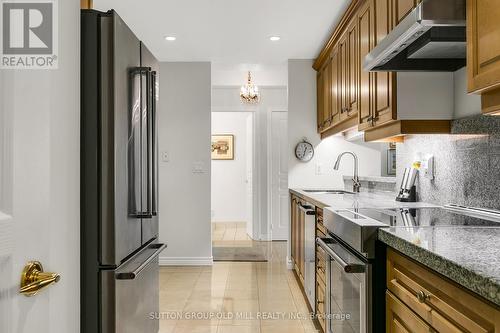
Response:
[[101, 242, 166, 333]]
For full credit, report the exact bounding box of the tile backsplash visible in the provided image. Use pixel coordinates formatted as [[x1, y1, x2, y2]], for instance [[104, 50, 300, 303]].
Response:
[[397, 115, 500, 210]]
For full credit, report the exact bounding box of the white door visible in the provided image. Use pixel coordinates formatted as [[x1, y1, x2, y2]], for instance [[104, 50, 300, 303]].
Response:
[[269, 111, 289, 240], [245, 114, 254, 239], [0, 0, 80, 332]]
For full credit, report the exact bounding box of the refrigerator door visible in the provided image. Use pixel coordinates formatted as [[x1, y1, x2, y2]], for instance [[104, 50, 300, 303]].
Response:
[[101, 12, 143, 265], [101, 242, 166, 333], [140, 43, 159, 245]]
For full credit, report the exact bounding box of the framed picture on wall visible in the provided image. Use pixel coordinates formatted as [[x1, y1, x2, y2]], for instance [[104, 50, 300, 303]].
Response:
[[387, 148, 396, 175], [211, 134, 234, 160]]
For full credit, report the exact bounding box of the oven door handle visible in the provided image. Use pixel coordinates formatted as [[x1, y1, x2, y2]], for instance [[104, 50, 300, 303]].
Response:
[[316, 238, 366, 273]]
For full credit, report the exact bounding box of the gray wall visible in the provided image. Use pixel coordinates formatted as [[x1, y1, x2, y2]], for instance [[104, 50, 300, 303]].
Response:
[[158, 62, 212, 264], [287, 59, 387, 190], [397, 115, 500, 210]]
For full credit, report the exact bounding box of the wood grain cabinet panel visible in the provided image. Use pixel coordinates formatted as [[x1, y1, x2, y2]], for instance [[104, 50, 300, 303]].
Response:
[[386, 291, 433, 333], [373, 0, 397, 127], [317, 71, 324, 132], [467, 0, 500, 114], [387, 249, 500, 333], [358, 0, 375, 131], [393, 0, 418, 25], [347, 19, 359, 118], [330, 49, 341, 127]]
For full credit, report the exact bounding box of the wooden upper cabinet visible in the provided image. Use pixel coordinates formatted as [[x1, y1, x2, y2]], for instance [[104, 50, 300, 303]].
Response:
[[393, 0, 419, 25], [467, 0, 500, 114], [329, 52, 340, 126], [373, 0, 397, 127], [337, 37, 348, 123], [317, 71, 324, 132], [358, 0, 374, 131], [347, 19, 359, 118]]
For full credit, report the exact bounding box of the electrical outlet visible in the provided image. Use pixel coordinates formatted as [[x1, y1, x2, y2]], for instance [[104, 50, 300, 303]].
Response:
[[421, 155, 434, 180], [315, 163, 324, 175]]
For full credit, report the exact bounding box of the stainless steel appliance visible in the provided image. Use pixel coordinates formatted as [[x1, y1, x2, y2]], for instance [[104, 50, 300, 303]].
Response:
[[81, 9, 164, 333], [299, 202, 316, 309], [364, 0, 466, 72], [396, 167, 418, 202], [316, 237, 371, 333], [318, 205, 500, 332]]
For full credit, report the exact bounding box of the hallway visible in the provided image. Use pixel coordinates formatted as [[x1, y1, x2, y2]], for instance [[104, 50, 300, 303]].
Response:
[[158, 242, 320, 333]]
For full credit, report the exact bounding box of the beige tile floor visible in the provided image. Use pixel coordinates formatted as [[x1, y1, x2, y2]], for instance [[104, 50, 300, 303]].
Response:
[[212, 222, 253, 247], [159, 242, 320, 333]]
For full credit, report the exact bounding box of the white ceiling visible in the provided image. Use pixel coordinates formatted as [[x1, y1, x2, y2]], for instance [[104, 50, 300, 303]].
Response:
[[94, 0, 351, 63]]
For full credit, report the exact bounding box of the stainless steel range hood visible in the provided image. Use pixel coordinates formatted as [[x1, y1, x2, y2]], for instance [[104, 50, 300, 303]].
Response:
[[364, 0, 466, 72]]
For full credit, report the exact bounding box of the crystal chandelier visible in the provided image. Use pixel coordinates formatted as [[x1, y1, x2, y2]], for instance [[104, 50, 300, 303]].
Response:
[[240, 71, 260, 104]]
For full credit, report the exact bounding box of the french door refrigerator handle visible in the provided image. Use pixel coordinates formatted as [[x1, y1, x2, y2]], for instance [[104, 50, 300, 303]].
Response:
[[150, 71, 158, 216], [115, 243, 167, 280], [129, 67, 153, 219]]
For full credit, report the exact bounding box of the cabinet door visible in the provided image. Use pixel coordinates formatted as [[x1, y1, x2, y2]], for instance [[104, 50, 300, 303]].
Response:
[[329, 49, 341, 127], [467, 0, 500, 94], [322, 60, 332, 129], [290, 197, 297, 264], [347, 19, 359, 118], [393, 0, 418, 25], [358, 0, 374, 131], [386, 291, 432, 333], [338, 35, 349, 122], [298, 203, 305, 279], [374, 0, 397, 127], [317, 71, 325, 132]]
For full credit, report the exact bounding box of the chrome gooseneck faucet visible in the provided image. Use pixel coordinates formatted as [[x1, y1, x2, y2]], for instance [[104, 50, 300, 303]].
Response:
[[334, 152, 361, 193]]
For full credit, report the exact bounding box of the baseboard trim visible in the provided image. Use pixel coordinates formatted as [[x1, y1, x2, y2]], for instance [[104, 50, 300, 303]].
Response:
[[159, 256, 214, 266]]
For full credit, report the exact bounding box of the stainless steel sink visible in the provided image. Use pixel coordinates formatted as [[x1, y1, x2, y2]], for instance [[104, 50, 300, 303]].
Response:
[[302, 189, 355, 195]]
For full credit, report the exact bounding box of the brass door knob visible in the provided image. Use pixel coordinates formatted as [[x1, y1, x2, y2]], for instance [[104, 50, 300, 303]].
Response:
[[20, 261, 60, 297]]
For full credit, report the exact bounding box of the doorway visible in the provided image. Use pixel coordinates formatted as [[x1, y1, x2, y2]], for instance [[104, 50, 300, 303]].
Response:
[[211, 111, 266, 261]]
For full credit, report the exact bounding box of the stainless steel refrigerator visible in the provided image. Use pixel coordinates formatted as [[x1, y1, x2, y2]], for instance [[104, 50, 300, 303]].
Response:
[[81, 9, 165, 333]]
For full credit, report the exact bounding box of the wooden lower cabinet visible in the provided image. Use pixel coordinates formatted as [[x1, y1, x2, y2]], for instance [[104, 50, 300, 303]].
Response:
[[387, 249, 500, 333], [386, 290, 433, 333], [290, 195, 305, 283]]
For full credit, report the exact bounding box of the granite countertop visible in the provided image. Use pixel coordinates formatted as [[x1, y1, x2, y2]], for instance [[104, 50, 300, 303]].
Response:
[[290, 188, 438, 209], [379, 227, 500, 307], [290, 187, 500, 307]]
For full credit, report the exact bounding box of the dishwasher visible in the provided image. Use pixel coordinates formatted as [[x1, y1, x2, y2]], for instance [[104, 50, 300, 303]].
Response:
[[299, 202, 316, 309]]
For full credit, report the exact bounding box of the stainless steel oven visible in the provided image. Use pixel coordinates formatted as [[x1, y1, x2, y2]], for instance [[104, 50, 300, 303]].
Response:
[[316, 237, 372, 333]]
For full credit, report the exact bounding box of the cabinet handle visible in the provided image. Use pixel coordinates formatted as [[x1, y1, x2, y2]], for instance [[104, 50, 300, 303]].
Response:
[[317, 299, 324, 305], [416, 290, 430, 303]]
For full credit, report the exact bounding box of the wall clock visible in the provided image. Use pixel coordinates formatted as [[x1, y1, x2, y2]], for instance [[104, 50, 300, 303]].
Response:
[[295, 139, 314, 162]]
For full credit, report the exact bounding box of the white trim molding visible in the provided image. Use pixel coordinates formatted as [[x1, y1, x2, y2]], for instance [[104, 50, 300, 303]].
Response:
[[159, 256, 214, 266]]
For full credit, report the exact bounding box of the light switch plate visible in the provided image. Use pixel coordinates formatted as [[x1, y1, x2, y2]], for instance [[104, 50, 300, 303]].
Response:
[[192, 161, 205, 174], [161, 151, 169, 162]]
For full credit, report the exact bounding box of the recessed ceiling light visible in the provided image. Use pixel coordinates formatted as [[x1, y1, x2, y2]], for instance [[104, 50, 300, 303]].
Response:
[[270, 36, 281, 41], [165, 36, 176, 41]]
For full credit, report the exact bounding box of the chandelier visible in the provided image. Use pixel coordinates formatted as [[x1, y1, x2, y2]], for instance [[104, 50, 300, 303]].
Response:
[[240, 71, 260, 104]]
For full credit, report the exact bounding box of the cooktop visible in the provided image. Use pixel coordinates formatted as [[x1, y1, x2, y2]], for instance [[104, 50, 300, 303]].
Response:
[[345, 206, 500, 228]]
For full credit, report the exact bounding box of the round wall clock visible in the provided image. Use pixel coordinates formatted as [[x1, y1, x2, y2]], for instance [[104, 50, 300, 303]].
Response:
[[295, 139, 314, 162]]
